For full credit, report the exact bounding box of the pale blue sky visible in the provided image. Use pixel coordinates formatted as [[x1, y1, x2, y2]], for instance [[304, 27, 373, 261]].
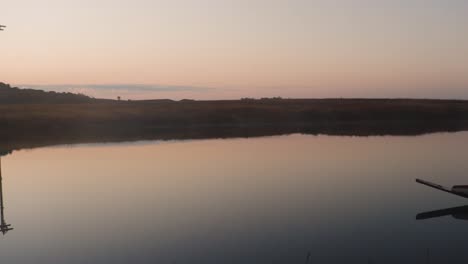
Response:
[[1, 0, 467, 99]]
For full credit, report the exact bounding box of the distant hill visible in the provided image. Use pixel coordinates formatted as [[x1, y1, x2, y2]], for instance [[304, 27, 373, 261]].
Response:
[[0, 83, 94, 104]]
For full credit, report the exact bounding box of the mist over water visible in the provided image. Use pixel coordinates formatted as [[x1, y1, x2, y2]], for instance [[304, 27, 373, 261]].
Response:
[[1, 133, 468, 263]]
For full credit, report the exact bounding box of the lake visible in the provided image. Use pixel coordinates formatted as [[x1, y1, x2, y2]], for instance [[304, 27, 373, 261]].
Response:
[[1, 132, 468, 264]]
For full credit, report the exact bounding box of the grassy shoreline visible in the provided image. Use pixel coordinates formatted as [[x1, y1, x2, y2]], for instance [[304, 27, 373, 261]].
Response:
[[2, 83, 468, 154]]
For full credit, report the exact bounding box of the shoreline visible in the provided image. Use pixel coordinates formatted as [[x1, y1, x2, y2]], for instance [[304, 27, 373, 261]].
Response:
[[2, 83, 468, 154]]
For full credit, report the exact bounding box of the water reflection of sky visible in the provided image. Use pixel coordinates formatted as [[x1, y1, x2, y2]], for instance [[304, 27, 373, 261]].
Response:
[[1, 133, 468, 263]]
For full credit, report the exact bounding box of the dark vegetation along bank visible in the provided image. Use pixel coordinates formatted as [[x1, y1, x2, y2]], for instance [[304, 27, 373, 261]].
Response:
[[1, 82, 468, 154]]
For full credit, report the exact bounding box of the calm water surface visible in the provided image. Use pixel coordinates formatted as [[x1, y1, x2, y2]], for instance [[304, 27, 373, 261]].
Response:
[[1, 133, 468, 263]]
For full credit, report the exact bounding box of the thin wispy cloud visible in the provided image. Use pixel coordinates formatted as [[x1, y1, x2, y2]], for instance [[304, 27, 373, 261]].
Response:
[[23, 84, 214, 92], [19, 84, 236, 100]]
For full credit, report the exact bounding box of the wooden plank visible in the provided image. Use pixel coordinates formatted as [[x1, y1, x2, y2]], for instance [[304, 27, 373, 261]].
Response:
[[415, 178, 468, 198]]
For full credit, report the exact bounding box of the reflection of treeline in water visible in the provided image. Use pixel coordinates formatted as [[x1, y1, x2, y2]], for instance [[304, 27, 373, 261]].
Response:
[[1, 83, 468, 153]]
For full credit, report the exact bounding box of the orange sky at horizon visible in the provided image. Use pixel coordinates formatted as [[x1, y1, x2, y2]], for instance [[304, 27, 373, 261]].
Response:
[[1, 1, 467, 99]]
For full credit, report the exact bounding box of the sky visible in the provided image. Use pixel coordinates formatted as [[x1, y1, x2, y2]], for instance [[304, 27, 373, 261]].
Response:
[[1, 0, 468, 100]]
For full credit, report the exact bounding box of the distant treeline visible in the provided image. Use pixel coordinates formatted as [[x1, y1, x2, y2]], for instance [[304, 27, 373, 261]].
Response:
[[0, 82, 94, 104], [1, 83, 468, 154]]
